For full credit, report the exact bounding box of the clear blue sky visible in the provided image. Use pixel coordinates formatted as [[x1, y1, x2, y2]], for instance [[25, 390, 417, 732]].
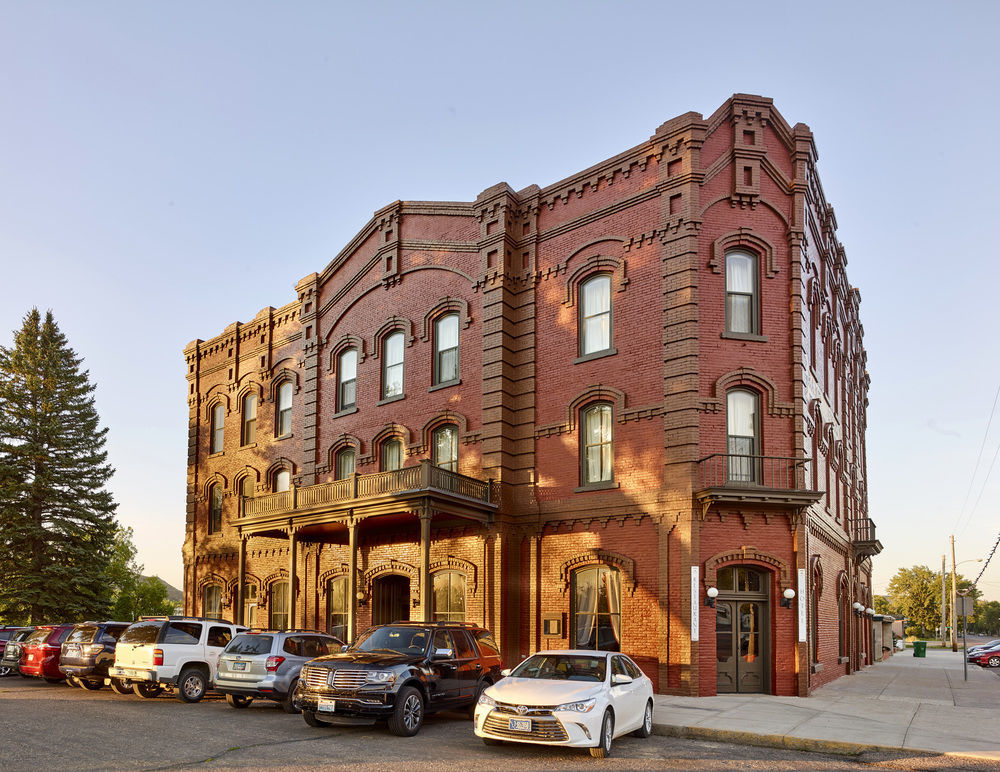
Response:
[[2, 1, 998, 600]]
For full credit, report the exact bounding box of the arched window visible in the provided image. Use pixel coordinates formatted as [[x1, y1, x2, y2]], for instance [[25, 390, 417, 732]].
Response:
[[579, 274, 612, 356], [382, 331, 404, 399], [726, 250, 758, 334], [327, 577, 348, 641], [208, 483, 223, 534], [571, 565, 621, 651], [210, 403, 225, 454], [243, 583, 258, 628], [432, 571, 466, 622], [812, 581, 821, 664], [432, 425, 458, 472], [269, 581, 289, 630], [726, 389, 760, 483], [381, 438, 403, 472], [239, 475, 254, 516], [203, 584, 223, 620], [336, 447, 356, 480], [275, 381, 293, 438], [433, 313, 459, 385], [581, 403, 613, 486], [241, 393, 257, 446], [274, 469, 291, 493], [337, 348, 358, 411]]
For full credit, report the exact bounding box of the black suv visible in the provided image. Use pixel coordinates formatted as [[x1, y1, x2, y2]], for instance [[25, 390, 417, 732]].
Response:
[[295, 621, 502, 736], [0, 627, 32, 676], [59, 621, 131, 690]]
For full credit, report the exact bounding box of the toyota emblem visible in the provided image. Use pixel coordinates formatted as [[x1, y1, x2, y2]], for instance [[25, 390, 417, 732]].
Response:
[[517, 705, 528, 715]]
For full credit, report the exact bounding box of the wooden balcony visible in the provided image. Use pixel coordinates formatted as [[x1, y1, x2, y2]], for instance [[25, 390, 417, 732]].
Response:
[[695, 454, 822, 518], [851, 516, 883, 558]]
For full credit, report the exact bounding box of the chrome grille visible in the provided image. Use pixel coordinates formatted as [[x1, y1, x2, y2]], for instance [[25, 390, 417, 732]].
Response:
[[332, 670, 368, 690], [301, 666, 333, 692], [483, 712, 568, 741], [494, 702, 556, 716]]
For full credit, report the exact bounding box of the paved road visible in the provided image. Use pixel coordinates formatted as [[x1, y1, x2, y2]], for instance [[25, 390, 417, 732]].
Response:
[[2, 678, 999, 771]]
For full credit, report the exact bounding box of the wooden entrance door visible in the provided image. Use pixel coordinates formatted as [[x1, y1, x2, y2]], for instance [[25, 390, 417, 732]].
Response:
[[372, 575, 410, 626], [716, 600, 768, 693]]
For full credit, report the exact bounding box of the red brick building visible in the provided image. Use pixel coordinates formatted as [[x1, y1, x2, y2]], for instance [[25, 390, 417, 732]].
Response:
[[182, 94, 880, 696]]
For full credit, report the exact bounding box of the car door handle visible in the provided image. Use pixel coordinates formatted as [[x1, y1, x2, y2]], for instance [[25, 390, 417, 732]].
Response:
[[475, 663, 482, 670]]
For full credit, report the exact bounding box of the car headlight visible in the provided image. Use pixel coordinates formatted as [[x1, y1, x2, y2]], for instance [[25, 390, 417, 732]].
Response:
[[365, 670, 396, 684], [478, 692, 496, 707], [556, 698, 596, 713]]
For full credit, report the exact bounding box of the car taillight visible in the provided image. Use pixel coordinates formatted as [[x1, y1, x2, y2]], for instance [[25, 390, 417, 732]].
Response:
[[83, 643, 104, 656], [265, 656, 285, 672], [153, 649, 163, 666]]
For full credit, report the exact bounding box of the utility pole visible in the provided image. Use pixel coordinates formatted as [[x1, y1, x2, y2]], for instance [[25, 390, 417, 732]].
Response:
[[941, 554, 947, 646], [951, 534, 958, 652]]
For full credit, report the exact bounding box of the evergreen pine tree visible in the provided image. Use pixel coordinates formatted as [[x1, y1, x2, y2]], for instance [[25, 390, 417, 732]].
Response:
[[0, 309, 118, 623]]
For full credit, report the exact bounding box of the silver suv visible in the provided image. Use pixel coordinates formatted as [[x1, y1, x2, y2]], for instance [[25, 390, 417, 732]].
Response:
[[215, 630, 344, 713]]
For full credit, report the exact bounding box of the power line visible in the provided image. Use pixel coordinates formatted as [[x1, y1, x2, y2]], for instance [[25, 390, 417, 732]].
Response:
[[954, 382, 1000, 536], [971, 532, 1000, 591]]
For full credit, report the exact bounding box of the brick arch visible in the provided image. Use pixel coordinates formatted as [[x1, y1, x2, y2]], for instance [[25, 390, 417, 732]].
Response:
[[420, 297, 473, 341], [201, 472, 228, 498], [326, 334, 367, 369], [562, 242, 628, 307], [536, 385, 627, 438], [363, 560, 419, 605], [372, 316, 416, 358], [704, 367, 793, 418], [318, 565, 362, 596], [268, 367, 301, 401], [708, 227, 778, 278], [227, 572, 261, 596], [204, 390, 230, 420], [420, 410, 472, 452], [430, 556, 478, 597], [810, 554, 823, 596], [259, 569, 293, 609], [235, 380, 264, 406], [558, 550, 635, 596], [324, 434, 363, 472], [703, 547, 793, 594]]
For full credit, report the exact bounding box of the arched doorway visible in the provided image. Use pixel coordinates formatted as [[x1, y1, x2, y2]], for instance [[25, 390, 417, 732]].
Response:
[[372, 574, 410, 626], [715, 565, 770, 694]]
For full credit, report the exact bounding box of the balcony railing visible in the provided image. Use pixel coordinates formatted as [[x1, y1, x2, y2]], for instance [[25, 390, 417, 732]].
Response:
[[851, 517, 877, 543], [698, 454, 809, 491], [242, 461, 494, 519]]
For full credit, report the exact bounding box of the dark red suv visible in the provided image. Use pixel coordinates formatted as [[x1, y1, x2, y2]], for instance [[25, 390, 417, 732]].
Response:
[[20, 624, 75, 682]]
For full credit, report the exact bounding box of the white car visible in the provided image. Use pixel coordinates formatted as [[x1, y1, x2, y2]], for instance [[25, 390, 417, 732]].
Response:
[[473, 649, 654, 758]]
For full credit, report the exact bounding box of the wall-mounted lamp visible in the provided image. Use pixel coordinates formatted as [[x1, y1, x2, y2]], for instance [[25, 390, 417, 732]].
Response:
[[780, 588, 796, 608], [705, 587, 719, 608], [355, 590, 367, 608], [852, 601, 864, 616], [866, 607, 875, 616]]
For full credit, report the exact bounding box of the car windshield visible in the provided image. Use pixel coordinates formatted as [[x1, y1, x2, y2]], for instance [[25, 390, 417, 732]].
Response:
[[510, 654, 607, 682], [67, 625, 100, 644], [225, 634, 273, 655], [351, 626, 428, 655], [119, 621, 164, 644]]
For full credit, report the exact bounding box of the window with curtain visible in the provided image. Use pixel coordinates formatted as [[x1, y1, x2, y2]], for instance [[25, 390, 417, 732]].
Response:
[[336, 448, 356, 480], [726, 250, 758, 334], [434, 313, 459, 385], [582, 403, 613, 485], [276, 381, 293, 437], [572, 565, 621, 651], [381, 439, 403, 472], [432, 571, 466, 622], [726, 389, 759, 483], [208, 484, 222, 534], [274, 469, 291, 492], [241, 393, 257, 445], [382, 332, 404, 399], [338, 349, 357, 411], [269, 581, 289, 630], [432, 425, 458, 472], [203, 585, 222, 620], [327, 577, 348, 642], [579, 274, 612, 356], [211, 404, 225, 454]]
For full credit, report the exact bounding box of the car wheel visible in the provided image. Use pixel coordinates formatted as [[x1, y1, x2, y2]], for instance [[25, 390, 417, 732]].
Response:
[[176, 667, 208, 703], [302, 709, 330, 728], [387, 686, 424, 737], [989, 656, 1000, 668], [109, 678, 132, 695], [468, 680, 489, 719], [0, 665, 11, 677], [633, 700, 653, 738], [80, 679, 103, 691], [133, 682, 162, 698], [281, 678, 301, 714], [225, 693, 253, 709], [589, 709, 614, 758]]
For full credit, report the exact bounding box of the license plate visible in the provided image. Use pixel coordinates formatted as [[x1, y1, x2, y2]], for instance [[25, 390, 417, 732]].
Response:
[[317, 698, 336, 712], [232, 661, 246, 670], [27, 654, 34, 661], [508, 718, 531, 732]]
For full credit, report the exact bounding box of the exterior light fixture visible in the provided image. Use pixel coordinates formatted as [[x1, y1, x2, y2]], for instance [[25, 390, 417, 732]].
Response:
[[866, 607, 875, 616], [705, 587, 719, 608], [852, 602, 864, 615], [780, 588, 796, 608]]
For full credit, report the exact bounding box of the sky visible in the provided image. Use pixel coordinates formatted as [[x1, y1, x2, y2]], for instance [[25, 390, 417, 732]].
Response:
[[2, 1, 999, 600]]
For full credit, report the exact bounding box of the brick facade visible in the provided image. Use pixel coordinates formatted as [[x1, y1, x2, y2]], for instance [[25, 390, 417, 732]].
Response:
[[182, 94, 878, 696]]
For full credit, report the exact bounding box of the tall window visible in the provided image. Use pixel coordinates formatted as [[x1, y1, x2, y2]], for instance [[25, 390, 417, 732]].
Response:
[[432, 571, 466, 622], [239, 476, 254, 515], [336, 448, 356, 480], [582, 403, 613, 485], [572, 565, 621, 651], [381, 438, 403, 472], [243, 583, 258, 627], [274, 469, 291, 492], [579, 274, 612, 356], [433, 314, 459, 385], [432, 425, 458, 472], [203, 585, 223, 620], [382, 332, 404, 399], [210, 404, 225, 454], [276, 382, 293, 438], [727, 389, 759, 483], [726, 250, 758, 334], [328, 577, 348, 642], [241, 393, 257, 445], [208, 484, 223, 534], [269, 581, 289, 630], [338, 349, 358, 411]]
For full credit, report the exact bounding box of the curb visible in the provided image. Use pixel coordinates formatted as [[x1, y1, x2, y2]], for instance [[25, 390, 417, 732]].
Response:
[[652, 723, 911, 758]]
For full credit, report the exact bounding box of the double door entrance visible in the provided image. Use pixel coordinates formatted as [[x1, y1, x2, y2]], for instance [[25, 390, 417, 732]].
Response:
[[714, 566, 770, 694], [372, 575, 410, 626]]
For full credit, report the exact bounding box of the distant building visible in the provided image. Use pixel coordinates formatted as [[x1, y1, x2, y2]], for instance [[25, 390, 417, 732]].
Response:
[[182, 94, 879, 696]]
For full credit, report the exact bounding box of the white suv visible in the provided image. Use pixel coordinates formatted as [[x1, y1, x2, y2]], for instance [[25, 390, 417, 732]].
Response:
[[109, 616, 246, 702]]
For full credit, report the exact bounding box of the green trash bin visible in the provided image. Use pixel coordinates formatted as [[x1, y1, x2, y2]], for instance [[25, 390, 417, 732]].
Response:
[[913, 641, 927, 658]]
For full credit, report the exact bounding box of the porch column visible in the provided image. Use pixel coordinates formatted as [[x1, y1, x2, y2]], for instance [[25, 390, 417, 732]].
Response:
[[419, 508, 432, 622], [236, 535, 246, 625], [288, 527, 298, 629], [348, 518, 358, 642]]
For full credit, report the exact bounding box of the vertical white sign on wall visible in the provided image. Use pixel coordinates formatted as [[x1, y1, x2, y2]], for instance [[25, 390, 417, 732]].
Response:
[[691, 566, 700, 641], [798, 567, 807, 642]]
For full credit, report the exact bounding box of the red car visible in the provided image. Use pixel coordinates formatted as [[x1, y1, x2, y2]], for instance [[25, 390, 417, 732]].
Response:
[[20, 624, 75, 682]]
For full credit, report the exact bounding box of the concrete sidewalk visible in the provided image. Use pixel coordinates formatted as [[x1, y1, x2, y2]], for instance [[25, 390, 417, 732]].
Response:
[[651, 647, 1000, 761]]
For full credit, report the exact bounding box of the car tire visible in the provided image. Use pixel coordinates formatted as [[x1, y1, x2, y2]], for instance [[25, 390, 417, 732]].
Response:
[[387, 685, 424, 737], [109, 678, 132, 695], [176, 667, 208, 703], [281, 678, 301, 714], [133, 682, 162, 698], [633, 700, 653, 738], [302, 709, 330, 728], [0, 665, 12, 677], [468, 680, 489, 719], [988, 656, 1000, 668], [589, 709, 614, 758], [80, 679, 103, 691], [225, 693, 253, 709]]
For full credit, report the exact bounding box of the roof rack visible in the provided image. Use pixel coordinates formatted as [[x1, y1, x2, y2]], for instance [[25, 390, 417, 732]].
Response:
[[387, 620, 481, 627], [244, 628, 331, 635], [137, 615, 236, 624]]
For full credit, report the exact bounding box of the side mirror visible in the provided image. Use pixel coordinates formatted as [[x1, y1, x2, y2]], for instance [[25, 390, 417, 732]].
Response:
[[611, 674, 633, 686], [432, 647, 454, 660], [500, 668, 511, 677], [340, 644, 348, 653]]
